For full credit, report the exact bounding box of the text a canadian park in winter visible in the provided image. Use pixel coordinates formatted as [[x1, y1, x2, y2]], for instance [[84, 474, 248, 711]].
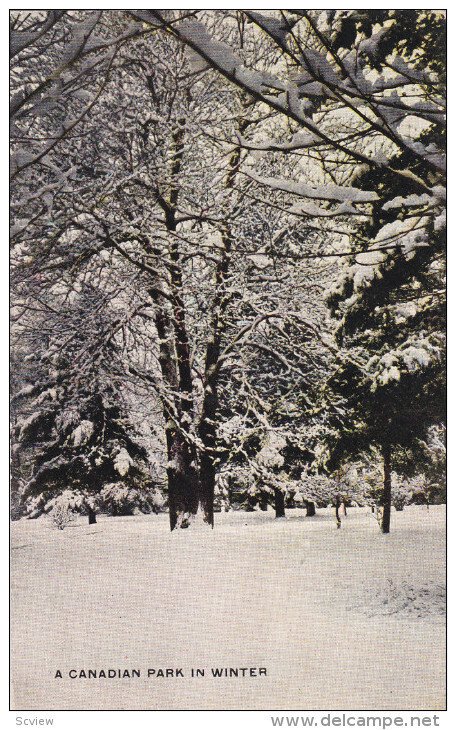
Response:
[[10, 10, 446, 711]]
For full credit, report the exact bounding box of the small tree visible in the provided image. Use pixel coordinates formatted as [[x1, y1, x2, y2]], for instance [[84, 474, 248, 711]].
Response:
[[50, 492, 75, 530]]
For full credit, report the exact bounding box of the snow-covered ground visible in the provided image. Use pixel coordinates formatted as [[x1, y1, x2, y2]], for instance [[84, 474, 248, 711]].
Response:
[[11, 505, 445, 710]]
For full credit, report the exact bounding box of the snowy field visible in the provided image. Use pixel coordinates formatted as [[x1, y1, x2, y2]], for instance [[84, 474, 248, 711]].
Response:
[[11, 505, 445, 711]]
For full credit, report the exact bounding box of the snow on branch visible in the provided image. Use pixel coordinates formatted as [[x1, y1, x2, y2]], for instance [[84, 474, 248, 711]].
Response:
[[245, 172, 378, 204]]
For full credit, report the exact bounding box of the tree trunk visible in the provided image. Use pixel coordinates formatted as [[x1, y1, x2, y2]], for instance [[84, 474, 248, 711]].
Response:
[[246, 495, 256, 512], [259, 493, 268, 511], [199, 449, 215, 527], [87, 507, 97, 525], [150, 291, 201, 530], [381, 443, 392, 534], [149, 124, 203, 531], [198, 350, 219, 528], [335, 495, 341, 529], [197, 124, 247, 529], [306, 501, 316, 517], [166, 426, 199, 530], [274, 488, 285, 518]]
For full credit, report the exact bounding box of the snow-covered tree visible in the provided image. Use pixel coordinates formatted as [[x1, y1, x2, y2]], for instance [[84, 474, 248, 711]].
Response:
[[324, 340, 444, 534], [10, 10, 445, 534], [142, 11, 444, 208], [127, 9, 445, 530], [11, 284, 154, 522]]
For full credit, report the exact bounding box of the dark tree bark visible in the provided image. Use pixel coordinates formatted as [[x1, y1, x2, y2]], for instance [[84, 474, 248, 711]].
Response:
[[87, 506, 97, 525], [198, 459, 215, 525], [259, 493, 269, 511], [150, 280, 200, 530], [198, 378, 218, 526], [246, 495, 256, 512], [198, 341, 220, 528], [335, 494, 342, 529], [381, 443, 392, 534], [166, 425, 199, 530], [274, 488, 285, 518], [305, 501, 316, 517]]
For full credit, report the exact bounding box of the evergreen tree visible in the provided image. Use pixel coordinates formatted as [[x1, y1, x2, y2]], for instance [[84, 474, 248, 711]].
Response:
[[12, 286, 155, 522], [324, 11, 445, 533]]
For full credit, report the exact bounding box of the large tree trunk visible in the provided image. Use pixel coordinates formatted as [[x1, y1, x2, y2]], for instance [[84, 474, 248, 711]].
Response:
[[166, 426, 199, 530], [274, 488, 285, 518], [197, 120, 248, 529], [381, 443, 392, 534], [149, 289, 201, 530], [198, 343, 219, 528], [199, 445, 215, 527], [151, 122, 203, 531]]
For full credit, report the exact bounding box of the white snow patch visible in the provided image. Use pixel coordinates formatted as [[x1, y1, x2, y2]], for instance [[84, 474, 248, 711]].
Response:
[[114, 447, 133, 477], [71, 420, 94, 447], [11, 506, 445, 710]]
